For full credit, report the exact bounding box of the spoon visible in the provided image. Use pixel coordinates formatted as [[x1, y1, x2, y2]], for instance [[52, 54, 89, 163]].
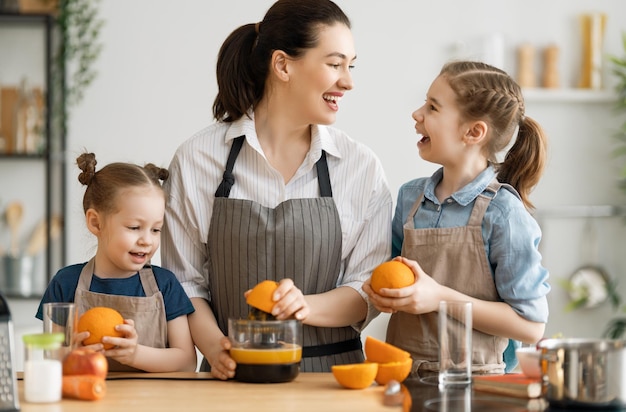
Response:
[[5, 201, 24, 256]]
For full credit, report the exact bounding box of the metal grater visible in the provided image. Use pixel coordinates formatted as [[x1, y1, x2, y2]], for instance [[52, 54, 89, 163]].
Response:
[[0, 293, 19, 411]]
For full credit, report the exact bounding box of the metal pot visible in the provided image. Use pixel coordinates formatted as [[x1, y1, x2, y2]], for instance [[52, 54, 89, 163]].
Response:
[[538, 338, 626, 409]]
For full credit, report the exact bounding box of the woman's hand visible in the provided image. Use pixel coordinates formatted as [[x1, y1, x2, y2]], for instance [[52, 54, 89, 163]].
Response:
[[205, 336, 235, 380], [271, 278, 310, 321], [365, 256, 444, 315]]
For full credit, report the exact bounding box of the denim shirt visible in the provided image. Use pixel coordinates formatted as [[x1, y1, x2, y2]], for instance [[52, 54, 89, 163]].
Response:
[[392, 166, 550, 322]]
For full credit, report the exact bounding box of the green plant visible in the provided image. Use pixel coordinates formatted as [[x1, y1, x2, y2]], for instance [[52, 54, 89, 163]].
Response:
[[602, 32, 626, 339], [612, 32, 626, 190], [51, 0, 103, 142]]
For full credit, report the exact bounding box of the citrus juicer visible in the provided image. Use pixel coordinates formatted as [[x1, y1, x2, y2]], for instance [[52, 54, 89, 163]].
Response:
[[228, 308, 302, 383]]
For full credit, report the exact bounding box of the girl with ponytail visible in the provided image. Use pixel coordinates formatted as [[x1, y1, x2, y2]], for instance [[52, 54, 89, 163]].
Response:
[[365, 61, 550, 376]]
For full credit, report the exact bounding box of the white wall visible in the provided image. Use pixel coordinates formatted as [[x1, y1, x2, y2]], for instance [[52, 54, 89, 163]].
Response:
[[9, 1, 626, 352]]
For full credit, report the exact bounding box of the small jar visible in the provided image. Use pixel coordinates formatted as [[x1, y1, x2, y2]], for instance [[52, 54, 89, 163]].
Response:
[[22, 333, 64, 403]]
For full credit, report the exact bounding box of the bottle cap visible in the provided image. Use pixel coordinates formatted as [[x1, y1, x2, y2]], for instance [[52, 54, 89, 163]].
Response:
[[22, 332, 64, 349]]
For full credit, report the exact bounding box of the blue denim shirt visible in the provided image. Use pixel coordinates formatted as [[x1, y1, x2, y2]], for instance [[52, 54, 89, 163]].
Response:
[[392, 166, 550, 323], [392, 166, 550, 371]]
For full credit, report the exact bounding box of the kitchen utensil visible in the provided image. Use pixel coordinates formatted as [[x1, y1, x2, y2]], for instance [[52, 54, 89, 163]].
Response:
[[566, 218, 612, 309], [515, 346, 541, 378], [538, 338, 626, 408], [228, 318, 302, 383], [0, 292, 20, 411], [5, 201, 23, 256], [3, 254, 34, 297], [26, 214, 62, 256]]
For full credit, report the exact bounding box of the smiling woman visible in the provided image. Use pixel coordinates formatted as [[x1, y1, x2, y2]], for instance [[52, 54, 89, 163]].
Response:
[[160, 0, 392, 378]]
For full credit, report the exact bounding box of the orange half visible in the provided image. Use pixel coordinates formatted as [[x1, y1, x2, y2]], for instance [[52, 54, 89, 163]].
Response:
[[246, 280, 279, 314], [364, 336, 411, 363], [332, 362, 378, 389], [374, 357, 413, 385]]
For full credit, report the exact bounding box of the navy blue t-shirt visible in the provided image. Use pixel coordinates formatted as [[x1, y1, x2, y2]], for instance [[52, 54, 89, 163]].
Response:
[[35, 262, 194, 322]]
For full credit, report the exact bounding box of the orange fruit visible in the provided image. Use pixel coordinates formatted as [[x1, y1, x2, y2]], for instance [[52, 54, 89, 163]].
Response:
[[373, 357, 413, 385], [77, 307, 124, 350], [364, 336, 411, 363], [331, 362, 378, 389], [370, 261, 414, 293], [246, 280, 279, 314]]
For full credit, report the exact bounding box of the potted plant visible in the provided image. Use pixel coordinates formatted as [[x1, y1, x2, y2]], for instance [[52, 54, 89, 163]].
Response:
[[603, 31, 626, 339], [560, 33, 626, 339], [52, 0, 103, 140]]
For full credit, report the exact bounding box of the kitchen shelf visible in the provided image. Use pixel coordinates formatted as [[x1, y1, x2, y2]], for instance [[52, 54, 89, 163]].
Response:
[[534, 204, 626, 219], [523, 88, 616, 103], [0, 12, 66, 298]]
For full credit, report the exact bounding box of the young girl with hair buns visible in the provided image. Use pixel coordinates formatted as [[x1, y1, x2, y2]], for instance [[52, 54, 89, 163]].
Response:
[[37, 152, 197, 372], [365, 61, 551, 376]]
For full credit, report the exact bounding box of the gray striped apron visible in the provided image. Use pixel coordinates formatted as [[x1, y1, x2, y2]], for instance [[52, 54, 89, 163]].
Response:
[[386, 178, 509, 377], [74, 258, 168, 372], [204, 135, 363, 372]]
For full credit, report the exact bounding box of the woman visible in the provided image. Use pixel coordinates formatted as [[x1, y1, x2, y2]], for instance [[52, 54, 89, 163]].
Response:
[[161, 0, 392, 378]]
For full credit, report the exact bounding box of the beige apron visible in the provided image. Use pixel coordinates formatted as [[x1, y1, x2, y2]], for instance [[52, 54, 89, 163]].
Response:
[[74, 258, 168, 372], [204, 135, 363, 373], [387, 178, 509, 376]]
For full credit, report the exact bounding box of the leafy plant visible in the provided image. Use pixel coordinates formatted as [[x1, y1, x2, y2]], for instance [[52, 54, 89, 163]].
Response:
[[51, 0, 103, 143], [612, 32, 626, 191], [602, 32, 626, 339]]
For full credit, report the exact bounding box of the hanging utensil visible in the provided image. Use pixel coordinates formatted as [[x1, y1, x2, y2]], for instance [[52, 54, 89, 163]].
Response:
[[26, 214, 62, 256], [566, 217, 612, 310], [5, 201, 24, 257]]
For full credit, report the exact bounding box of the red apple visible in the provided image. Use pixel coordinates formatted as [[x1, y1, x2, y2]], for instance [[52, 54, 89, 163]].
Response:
[[62, 348, 108, 379]]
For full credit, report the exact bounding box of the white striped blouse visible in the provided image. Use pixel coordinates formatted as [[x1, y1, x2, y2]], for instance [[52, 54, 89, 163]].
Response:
[[161, 114, 393, 329]]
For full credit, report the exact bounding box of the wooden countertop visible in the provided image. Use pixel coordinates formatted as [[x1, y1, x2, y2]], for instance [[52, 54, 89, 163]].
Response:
[[16, 372, 407, 412], [16, 372, 547, 411]]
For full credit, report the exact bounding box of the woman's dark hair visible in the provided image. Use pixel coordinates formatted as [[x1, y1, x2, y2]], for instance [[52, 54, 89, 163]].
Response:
[[213, 0, 351, 122], [76, 152, 169, 214], [440, 61, 548, 210]]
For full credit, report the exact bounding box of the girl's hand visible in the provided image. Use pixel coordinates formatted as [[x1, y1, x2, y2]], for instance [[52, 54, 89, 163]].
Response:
[[74, 330, 104, 352], [102, 318, 138, 366], [271, 278, 309, 321], [367, 257, 444, 315], [363, 276, 397, 313], [205, 336, 235, 380]]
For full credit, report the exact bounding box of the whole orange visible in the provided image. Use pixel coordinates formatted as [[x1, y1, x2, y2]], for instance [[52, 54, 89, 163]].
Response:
[[77, 307, 124, 350], [370, 261, 414, 293]]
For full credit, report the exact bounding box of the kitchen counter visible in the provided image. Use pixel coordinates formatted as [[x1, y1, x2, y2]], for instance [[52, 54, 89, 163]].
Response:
[[15, 372, 553, 412]]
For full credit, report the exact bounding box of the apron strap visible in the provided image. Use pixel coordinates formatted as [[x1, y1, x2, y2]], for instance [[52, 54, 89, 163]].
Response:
[[215, 135, 245, 198], [467, 178, 520, 226], [215, 134, 333, 198], [302, 337, 362, 358], [405, 194, 424, 227], [138, 265, 160, 296], [315, 151, 332, 198]]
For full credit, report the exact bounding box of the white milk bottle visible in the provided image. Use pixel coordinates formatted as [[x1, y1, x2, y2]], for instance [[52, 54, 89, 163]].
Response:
[[22, 333, 64, 403]]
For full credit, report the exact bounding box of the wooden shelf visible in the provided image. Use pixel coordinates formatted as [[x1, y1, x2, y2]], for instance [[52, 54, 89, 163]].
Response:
[[523, 88, 616, 103]]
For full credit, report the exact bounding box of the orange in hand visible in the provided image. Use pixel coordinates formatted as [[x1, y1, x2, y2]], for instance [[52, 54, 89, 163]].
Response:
[[331, 362, 378, 389], [77, 307, 124, 350], [246, 280, 279, 314], [370, 261, 414, 293]]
